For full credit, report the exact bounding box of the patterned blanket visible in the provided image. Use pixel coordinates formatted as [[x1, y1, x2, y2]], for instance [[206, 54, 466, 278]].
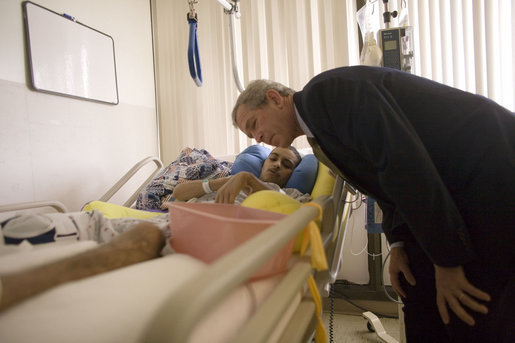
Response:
[[135, 148, 233, 211]]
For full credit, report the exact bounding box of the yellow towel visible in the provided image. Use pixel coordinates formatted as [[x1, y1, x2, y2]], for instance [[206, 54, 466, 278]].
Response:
[[300, 202, 328, 271], [307, 274, 327, 343], [300, 202, 328, 343], [242, 195, 329, 342]]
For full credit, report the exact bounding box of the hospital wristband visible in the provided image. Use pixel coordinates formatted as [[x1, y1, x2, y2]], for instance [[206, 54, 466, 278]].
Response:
[[202, 179, 213, 194]]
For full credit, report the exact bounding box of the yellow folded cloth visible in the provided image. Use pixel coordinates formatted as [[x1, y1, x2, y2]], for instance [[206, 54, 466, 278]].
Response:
[[300, 202, 328, 271], [82, 201, 163, 219], [300, 202, 328, 343], [307, 274, 327, 343]]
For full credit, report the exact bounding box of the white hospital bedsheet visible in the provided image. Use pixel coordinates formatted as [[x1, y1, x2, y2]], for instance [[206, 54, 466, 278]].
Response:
[[0, 250, 285, 343], [0, 240, 99, 273]]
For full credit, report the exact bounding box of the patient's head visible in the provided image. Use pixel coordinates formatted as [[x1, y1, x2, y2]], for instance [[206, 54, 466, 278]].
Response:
[[259, 146, 301, 187]]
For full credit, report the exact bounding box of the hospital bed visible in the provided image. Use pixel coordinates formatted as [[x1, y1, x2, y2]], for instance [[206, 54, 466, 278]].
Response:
[[0, 149, 375, 343]]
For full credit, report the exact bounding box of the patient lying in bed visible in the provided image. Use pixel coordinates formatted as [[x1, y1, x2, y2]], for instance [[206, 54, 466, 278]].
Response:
[[0, 146, 311, 312], [2, 146, 311, 246], [173, 146, 310, 204]]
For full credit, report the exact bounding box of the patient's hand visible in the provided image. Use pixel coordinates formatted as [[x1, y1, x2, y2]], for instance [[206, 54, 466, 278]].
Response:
[[215, 172, 273, 204], [215, 172, 254, 204], [434, 265, 490, 326], [389, 246, 416, 298]]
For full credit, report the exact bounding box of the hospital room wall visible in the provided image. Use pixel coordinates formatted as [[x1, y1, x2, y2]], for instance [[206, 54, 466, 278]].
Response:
[[0, 0, 158, 211]]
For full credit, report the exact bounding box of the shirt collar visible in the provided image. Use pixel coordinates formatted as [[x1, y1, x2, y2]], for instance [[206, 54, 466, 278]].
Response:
[[294, 104, 314, 138]]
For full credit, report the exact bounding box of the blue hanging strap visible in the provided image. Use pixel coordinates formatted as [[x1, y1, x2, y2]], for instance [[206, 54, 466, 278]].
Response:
[[187, 9, 202, 87]]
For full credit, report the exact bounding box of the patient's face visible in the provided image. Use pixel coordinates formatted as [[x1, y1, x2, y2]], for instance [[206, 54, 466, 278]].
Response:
[[259, 148, 300, 187]]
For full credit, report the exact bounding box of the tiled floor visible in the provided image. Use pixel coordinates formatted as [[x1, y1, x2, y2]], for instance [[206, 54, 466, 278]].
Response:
[[322, 312, 401, 343]]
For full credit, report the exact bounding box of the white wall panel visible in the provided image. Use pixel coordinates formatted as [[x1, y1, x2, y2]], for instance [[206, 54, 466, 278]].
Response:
[[0, 0, 158, 211]]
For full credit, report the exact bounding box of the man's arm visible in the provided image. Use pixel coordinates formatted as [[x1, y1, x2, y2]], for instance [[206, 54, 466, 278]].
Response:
[[304, 78, 475, 267], [0, 222, 165, 312], [379, 203, 417, 298]]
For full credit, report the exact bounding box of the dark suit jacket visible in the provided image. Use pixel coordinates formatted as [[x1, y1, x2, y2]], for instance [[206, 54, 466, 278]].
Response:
[[293, 66, 515, 267]]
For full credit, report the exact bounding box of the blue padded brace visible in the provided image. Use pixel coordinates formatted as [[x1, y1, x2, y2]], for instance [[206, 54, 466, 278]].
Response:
[[187, 16, 202, 87]]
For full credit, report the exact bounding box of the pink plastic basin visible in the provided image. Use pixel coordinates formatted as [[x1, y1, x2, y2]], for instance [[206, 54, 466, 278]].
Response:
[[166, 202, 294, 280]]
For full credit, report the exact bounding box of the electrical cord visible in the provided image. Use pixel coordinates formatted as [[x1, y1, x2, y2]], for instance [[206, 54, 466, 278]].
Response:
[[331, 288, 399, 319], [332, 192, 402, 326], [349, 192, 364, 209], [329, 284, 335, 343], [347, 201, 384, 258]]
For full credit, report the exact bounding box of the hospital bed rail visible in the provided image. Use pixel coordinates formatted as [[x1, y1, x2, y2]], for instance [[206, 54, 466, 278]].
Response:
[[144, 174, 354, 343], [144, 196, 327, 343], [98, 156, 163, 207], [0, 200, 68, 214]]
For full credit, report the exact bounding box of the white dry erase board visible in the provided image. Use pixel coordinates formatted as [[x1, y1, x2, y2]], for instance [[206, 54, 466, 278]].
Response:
[[23, 1, 119, 104]]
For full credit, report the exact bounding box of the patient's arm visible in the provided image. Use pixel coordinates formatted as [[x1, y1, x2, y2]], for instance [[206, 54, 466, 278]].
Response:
[[0, 222, 165, 312], [173, 172, 274, 203], [172, 176, 232, 201]]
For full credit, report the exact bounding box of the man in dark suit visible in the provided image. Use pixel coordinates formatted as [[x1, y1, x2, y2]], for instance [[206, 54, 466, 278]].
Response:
[[231, 66, 514, 342]]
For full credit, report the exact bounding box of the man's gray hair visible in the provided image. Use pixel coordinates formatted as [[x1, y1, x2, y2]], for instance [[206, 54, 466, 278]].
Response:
[[231, 80, 295, 126]]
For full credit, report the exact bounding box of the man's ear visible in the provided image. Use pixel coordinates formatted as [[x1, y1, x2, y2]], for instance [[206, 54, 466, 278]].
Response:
[[266, 89, 283, 107]]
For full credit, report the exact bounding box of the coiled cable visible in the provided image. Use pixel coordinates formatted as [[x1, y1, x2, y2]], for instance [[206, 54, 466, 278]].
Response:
[[329, 283, 335, 343]]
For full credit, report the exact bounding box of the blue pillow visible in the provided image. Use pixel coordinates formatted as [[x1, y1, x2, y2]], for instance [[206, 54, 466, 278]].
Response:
[[285, 153, 318, 194], [230, 145, 270, 177], [230, 145, 318, 194]]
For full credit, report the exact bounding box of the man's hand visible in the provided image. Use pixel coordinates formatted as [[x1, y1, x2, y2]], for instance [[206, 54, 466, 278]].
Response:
[[434, 265, 490, 326], [388, 246, 416, 298]]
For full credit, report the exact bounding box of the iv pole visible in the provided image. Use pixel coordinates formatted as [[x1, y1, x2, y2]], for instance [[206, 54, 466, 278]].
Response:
[[382, 0, 397, 28]]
